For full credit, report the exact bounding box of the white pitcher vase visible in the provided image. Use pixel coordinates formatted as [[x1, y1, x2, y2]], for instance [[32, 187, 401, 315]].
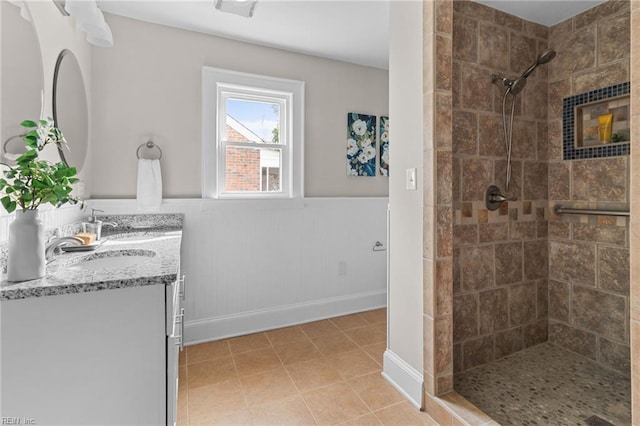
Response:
[[7, 210, 45, 282]]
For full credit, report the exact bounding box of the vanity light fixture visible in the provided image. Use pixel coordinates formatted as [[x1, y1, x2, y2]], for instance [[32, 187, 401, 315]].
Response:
[[52, 0, 70, 16], [7, 0, 33, 21], [214, 0, 258, 18], [65, 0, 114, 47], [86, 24, 113, 47]]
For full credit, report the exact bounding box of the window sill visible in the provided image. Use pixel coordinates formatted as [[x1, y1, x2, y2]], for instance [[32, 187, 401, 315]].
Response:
[[199, 197, 304, 211]]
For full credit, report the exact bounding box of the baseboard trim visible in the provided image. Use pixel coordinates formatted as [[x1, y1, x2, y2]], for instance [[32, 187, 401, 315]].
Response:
[[382, 349, 423, 409], [184, 290, 386, 345]]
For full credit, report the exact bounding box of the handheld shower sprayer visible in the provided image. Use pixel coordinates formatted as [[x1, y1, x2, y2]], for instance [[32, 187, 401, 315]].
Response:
[[491, 49, 557, 96], [507, 49, 556, 95], [521, 49, 556, 79]]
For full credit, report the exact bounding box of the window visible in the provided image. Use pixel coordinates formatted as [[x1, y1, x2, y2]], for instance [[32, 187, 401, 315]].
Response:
[[221, 94, 283, 194], [202, 67, 304, 199]]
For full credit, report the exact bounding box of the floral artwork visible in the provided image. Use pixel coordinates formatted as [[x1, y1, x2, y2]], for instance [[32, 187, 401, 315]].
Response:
[[379, 116, 389, 176], [347, 113, 376, 176]]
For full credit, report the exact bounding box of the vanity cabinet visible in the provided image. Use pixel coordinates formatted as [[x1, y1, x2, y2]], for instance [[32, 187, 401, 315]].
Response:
[[1, 283, 176, 425]]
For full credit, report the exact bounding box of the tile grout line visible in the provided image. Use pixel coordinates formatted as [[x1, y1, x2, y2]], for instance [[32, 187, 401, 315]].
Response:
[[284, 318, 381, 424], [179, 309, 388, 425], [178, 357, 190, 426], [270, 331, 322, 426], [228, 345, 252, 423]]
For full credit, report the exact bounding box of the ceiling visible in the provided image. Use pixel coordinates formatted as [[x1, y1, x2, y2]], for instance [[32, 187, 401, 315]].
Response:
[[97, 0, 390, 69], [97, 0, 607, 71], [474, 0, 607, 27]]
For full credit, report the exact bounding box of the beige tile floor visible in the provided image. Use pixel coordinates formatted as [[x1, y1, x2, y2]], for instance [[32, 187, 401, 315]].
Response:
[[178, 308, 438, 425]]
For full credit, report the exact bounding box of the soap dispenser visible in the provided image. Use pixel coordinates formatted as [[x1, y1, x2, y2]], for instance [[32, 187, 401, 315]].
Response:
[[82, 209, 104, 240]]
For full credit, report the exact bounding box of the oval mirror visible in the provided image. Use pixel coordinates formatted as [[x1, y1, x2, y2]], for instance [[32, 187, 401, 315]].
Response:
[[53, 49, 88, 172], [1, 1, 44, 164]]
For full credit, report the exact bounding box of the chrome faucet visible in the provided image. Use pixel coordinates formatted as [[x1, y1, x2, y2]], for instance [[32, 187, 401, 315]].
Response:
[[45, 236, 84, 263], [99, 221, 118, 238]]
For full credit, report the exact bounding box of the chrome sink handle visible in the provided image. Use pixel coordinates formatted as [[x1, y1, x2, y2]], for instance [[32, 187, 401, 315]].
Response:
[[45, 236, 84, 263]]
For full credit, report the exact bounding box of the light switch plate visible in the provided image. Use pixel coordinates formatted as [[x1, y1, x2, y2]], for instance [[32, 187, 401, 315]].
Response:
[[406, 168, 417, 191]]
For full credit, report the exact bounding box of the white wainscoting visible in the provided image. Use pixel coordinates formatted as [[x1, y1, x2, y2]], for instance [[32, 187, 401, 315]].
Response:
[[90, 198, 388, 344]]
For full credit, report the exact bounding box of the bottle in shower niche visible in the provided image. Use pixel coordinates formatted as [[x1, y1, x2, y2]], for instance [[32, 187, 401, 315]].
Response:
[[598, 113, 613, 144]]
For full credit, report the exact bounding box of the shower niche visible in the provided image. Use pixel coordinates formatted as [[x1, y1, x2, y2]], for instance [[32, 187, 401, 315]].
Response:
[[563, 82, 631, 160], [575, 95, 630, 147]]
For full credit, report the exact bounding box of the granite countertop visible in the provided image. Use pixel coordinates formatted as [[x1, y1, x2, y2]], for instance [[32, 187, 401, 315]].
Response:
[[0, 214, 183, 301]]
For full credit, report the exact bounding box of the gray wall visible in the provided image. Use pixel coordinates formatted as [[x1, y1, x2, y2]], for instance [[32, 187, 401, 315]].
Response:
[[91, 14, 389, 198], [387, 0, 425, 395]]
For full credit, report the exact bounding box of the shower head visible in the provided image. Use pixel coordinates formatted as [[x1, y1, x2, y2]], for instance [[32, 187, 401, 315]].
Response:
[[491, 75, 513, 87], [507, 77, 527, 96]]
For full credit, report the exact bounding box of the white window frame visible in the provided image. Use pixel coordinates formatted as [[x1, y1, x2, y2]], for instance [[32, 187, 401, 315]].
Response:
[[202, 67, 304, 199]]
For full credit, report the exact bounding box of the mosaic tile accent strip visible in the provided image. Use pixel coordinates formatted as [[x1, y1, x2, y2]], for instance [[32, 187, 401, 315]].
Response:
[[455, 200, 548, 226], [455, 343, 631, 425], [562, 82, 631, 160]]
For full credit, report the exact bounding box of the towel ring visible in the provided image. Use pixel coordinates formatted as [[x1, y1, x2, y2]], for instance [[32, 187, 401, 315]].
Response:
[[3, 134, 25, 152], [2, 134, 27, 162], [136, 140, 162, 160], [372, 241, 386, 252]]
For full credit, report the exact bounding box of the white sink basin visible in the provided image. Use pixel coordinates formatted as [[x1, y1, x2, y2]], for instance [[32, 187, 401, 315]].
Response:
[[69, 250, 156, 271], [107, 232, 163, 242], [102, 232, 172, 246]]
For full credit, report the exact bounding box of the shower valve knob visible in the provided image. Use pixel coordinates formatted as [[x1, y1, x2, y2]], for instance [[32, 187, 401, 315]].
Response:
[[486, 185, 517, 211], [490, 193, 517, 203]]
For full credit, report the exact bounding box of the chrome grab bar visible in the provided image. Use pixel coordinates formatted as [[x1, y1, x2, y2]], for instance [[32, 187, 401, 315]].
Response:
[[553, 205, 629, 217]]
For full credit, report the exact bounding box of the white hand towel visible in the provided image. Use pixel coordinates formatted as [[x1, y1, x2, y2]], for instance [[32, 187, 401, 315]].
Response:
[[137, 159, 162, 211]]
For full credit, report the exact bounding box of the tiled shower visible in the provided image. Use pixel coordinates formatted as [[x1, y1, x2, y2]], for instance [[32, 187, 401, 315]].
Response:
[[448, 0, 631, 423]]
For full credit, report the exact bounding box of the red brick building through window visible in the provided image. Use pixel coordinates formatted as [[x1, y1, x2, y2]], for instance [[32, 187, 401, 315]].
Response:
[[224, 116, 280, 193]]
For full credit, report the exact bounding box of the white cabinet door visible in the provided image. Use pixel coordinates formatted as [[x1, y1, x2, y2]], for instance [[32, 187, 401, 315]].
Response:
[[1, 285, 166, 426]]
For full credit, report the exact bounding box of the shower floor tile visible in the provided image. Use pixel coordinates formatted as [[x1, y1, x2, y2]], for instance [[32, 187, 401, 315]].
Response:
[[454, 343, 631, 426]]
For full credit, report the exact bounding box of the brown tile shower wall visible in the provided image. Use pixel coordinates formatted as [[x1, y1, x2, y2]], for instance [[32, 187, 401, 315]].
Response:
[[547, 0, 631, 374], [451, 1, 550, 373], [423, 0, 456, 397]]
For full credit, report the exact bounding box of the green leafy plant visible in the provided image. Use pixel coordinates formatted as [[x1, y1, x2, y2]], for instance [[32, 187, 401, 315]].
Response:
[[611, 133, 625, 143], [0, 118, 79, 213]]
